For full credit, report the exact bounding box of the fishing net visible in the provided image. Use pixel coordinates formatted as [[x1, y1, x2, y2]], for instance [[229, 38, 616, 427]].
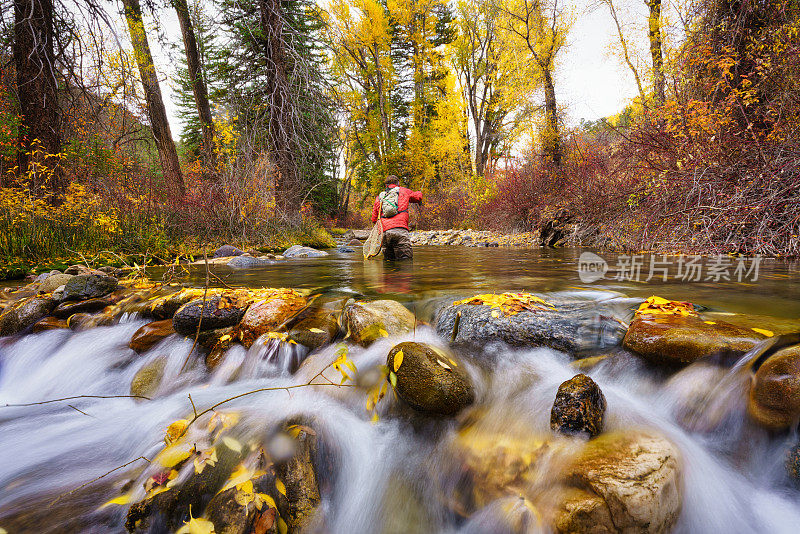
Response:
[[363, 220, 384, 259]]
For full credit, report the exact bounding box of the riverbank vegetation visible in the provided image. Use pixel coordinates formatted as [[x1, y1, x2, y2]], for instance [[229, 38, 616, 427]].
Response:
[[1, 0, 798, 276]]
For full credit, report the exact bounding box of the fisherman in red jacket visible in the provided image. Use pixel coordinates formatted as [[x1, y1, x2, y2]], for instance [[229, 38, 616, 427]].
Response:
[[371, 175, 423, 260]]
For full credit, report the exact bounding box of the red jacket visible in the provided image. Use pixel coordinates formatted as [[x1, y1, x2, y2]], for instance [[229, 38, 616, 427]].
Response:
[[371, 185, 423, 231]]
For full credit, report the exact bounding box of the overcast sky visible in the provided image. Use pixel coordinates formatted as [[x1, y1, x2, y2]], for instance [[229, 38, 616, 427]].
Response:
[[135, 0, 656, 137]]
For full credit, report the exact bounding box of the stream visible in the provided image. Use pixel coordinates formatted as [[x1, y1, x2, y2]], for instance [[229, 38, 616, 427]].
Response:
[[1, 246, 800, 533]]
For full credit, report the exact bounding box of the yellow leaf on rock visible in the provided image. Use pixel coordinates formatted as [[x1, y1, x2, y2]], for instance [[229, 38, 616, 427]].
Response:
[[99, 493, 132, 509], [165, 419, 189, 444], [635, 296, 697, 317], [308, 328, 325, 333], [393, 350, 404, 372], [220, 464, 253, 494], [234, 480, 255, 507], [453, 292, 553, 317], [278, 517, 288, 534], [752, 327, 774, 337], [176, 516, 216, 534], [156, 443, 195, 468], [704, 321, 717, 325], [275, 478, 286, 496]]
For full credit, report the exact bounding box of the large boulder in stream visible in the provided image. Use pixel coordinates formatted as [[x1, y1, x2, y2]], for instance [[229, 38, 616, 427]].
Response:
[[238, 290, 308, 347], [624, 314, 764, 367], [61, 273, 118, 301], [387, 342, 475, 416], [226, 255, 274, 269], [129, 320, 175, 353], [748, 345, 800, 429], [173, 296, 248, 336], [557, 432, 682, 534], [288, 309, 339, 350], [344, 300, 416, 347], [453, 425, 681, 534], [550, 374, 606, 438], [52, 295, 116, 318], [435, 294, 628, 354], [0, 296, 57, 336], [130, 356, 167, 399]]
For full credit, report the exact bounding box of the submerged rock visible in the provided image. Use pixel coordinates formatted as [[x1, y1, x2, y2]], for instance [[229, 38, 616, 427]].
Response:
[[550, 374, 606, 438], [344, 300, 416, 347], [787, 443, 800, 484], [62, 273, 118, 301], [213, 244, 245, 258], [624, 314, 763, 367], [283, 245, 328, 258], [0, 296, 57, 336], [238, 291, 307, 347], [748, 345, 800, 429], [387, 342, 474, 416], [130, 356, 167, 399], [129, 319, 175, 353], [173, 296, 248, 336]]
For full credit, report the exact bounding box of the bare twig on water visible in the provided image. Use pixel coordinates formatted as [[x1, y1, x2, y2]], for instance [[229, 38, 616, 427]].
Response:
[[180, 252, 210, 372], [50, 456, 151, 505], [2, 394, 151, 407]]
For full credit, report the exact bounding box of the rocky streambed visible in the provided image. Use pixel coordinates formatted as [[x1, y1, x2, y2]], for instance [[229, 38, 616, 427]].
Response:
[[1, 262, 800, 533]]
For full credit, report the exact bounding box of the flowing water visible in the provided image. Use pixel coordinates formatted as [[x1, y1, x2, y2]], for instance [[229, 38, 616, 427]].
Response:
[[1, 246, 800, 533]]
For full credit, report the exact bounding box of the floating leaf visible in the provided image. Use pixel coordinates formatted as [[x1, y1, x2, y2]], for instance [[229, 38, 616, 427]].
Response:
[[752, 327, 774, 337], [378, 328, 389, 338], [393, 350, 404, 372]]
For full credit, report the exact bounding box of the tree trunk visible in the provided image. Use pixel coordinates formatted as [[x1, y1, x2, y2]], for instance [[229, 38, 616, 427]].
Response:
[[14, 0, 64, 193], [123, 0, 185, 198], [542, 68, 561, 166], [259, 0, 301, 217], [647, 0, 665, 103], [173, 0, 216, 175]]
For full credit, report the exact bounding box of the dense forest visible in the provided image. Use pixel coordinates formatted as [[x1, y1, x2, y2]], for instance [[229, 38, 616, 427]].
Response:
[[1, 0, 798, 272]]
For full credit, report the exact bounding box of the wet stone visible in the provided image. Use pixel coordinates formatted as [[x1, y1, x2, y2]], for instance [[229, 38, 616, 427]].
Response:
[[748, 345, 800, 429], [173, 296, 247, 336], [62, 273, 119, 301], [129, 319, 175, 353], [213, 244, 245, 258], [0, 296, 57, 336], [550, 373, 607, 438], [387, 342, 475, 416], [52, 296, 114, 318], [32, 316, 69, 332], [344, 300, 415, 347]]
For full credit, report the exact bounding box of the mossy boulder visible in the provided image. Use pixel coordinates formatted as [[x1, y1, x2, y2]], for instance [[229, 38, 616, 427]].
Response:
[[550, 374, 606, 438], [624, 314, 764, 367], [344, 300, 415, 347], [38, 273, 73, 294], [387, 342, 474, 416], [130, 356, 167, 399]]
